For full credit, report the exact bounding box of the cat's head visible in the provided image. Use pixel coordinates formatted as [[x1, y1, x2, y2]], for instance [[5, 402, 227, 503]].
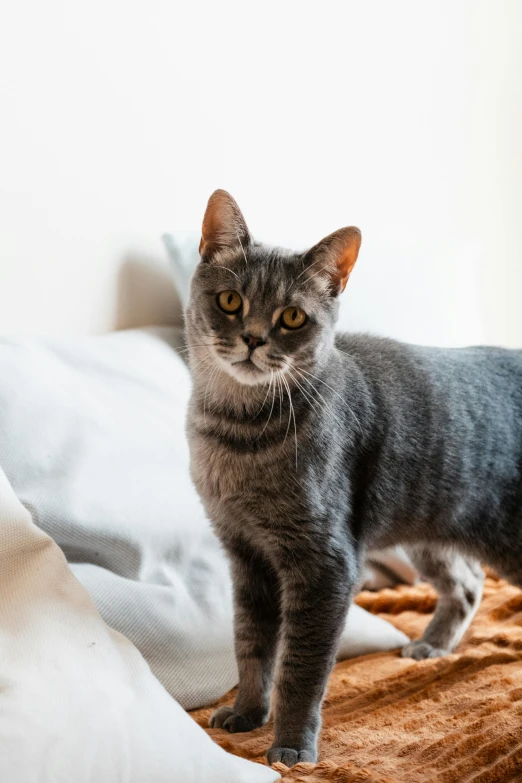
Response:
[[186, 190, 361, 387]]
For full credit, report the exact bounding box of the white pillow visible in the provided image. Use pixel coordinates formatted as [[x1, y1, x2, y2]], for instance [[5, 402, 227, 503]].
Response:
[[163, 230, 200, 307], [163, 231, 484, 347], [0, 328, 239, 711], [337, 603, 408, 659], [0, 327, 408, 716], [0, 466, 280, 783]]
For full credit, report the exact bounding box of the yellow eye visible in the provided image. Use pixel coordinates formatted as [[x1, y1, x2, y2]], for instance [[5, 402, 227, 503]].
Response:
[[281, 307, 307, 329], [217, 290, 242, 314]]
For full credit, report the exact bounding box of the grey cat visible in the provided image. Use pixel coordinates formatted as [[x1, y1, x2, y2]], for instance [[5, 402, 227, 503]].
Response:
[[186, 190, 522, 767]]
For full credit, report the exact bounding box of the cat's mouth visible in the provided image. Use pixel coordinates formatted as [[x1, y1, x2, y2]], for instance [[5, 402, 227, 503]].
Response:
[[225, 353, 273, 385], [232, 357, 256, 367], [231, 356, 264, 377]]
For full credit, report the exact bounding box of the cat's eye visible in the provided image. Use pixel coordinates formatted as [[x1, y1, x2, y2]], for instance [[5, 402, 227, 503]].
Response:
[[217, 290, 242, 314], [281, 306, 307, 330]]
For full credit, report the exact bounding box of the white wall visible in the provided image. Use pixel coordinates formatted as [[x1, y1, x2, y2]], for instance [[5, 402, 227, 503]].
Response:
[[0, 0, 521, 345]]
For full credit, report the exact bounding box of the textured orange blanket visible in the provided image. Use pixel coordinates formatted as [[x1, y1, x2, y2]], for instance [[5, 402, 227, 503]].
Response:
[[191, 572, 522, 782]]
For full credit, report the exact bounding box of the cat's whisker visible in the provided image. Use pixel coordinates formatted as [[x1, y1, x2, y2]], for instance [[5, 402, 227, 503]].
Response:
[[281, 374, 298, 469], [308, 388, 349, 434], [277, 375, 283, 423], [179, 344, 223, 357], [220, 266, 241, 282], [190, 359, 215, 381], [190, 356, 212, 368], [291, 367, 344, 426], [281, 375, 292, 447], [298, 366, 363, 434], [189, 350, 215, 361], [299, 265, 329, 286], [178, 345, 212, 353], [250, 375, 274, 423], [257, 373, 277, 439], [278, 358, 346, 431], [236, 231, 248, 265], [286, 367, 343, 431], [295, 254, 326, 281], [286, 368, 322, 413], [188, 354, 215, 375], [203, 363, 220, 423]]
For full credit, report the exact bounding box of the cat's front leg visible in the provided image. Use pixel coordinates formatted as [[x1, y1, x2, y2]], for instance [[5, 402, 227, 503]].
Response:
[[210, 542, 281, 733], [267, 550, 356, 767]]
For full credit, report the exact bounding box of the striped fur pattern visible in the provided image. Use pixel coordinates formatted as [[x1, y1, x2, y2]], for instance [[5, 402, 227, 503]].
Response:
[[186, 191, 522, 767]]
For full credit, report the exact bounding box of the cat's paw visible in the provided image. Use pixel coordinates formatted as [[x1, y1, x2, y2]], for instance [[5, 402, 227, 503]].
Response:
[[209, 706, 267, 733], [402, 640, 450, 660], [267, 745, 317, 767]]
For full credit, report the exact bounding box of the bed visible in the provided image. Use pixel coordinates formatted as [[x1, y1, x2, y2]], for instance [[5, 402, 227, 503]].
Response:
[[1, 322, 520, 781], [193, 571, 522, 782]]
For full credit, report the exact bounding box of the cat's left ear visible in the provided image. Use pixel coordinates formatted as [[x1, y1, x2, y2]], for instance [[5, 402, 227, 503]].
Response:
[[303, 227, 362, 294]]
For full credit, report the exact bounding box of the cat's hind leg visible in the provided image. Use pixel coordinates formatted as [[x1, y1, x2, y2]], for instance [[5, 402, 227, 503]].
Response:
[[402, 544, 484, 660]]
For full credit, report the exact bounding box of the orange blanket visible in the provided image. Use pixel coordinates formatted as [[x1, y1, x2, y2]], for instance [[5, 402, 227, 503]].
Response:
[[191, 572, 522, 782]]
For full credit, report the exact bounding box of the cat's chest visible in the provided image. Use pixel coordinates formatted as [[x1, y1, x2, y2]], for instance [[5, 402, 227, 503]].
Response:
[[189, 428, 278, 503], [189, 426, 305, 551]]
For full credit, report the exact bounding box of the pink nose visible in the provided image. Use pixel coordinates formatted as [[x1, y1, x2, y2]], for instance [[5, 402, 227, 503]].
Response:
[[242, 334, 266, 351]]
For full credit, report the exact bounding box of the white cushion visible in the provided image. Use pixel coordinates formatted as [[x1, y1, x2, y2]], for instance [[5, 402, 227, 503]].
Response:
[[163, 231, 484, 347], [0, 466, 280, 783], [0, 328, 238, 711], [0, 327, 408, 717]]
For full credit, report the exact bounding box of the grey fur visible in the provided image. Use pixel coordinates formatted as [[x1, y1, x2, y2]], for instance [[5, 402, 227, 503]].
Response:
[[186, 191, 522, 767], [402, 545, 484, 659]]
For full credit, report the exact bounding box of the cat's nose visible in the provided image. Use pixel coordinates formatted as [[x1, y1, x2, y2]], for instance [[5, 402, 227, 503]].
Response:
[[242, 334, 266, 351]]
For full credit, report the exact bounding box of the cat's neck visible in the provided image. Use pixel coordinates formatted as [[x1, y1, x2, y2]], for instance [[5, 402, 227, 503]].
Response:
[[189, 346, 343, 423], [191, 361, 282, 417]]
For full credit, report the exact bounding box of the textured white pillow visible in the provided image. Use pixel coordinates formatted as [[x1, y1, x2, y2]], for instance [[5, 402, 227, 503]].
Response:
[[0, 328, 239, 711], [0, 328, 408, 716], [0, 466, 280, 783]]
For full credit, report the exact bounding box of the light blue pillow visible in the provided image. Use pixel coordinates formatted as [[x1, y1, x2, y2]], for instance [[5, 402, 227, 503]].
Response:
[[162, 231, 200, 309]]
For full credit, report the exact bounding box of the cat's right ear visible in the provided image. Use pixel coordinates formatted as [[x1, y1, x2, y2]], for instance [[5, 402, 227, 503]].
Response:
[[199, 190, 251, 261]]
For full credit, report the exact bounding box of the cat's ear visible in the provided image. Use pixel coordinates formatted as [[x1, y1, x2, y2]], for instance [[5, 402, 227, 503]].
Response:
[[304, 227, 362, 294], [199, 190, 250, 261]]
